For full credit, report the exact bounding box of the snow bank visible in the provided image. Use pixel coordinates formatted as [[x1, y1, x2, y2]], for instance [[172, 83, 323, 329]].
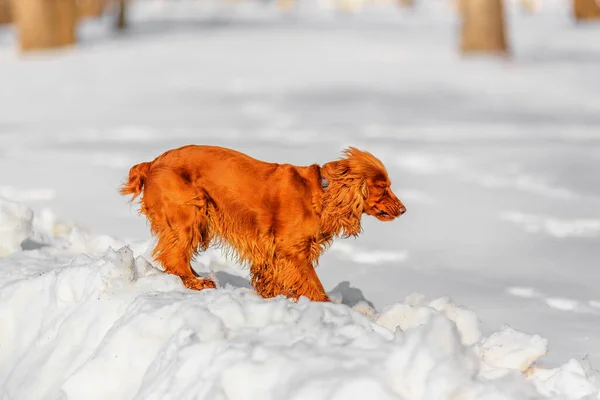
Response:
[[0, 197, 129, 258], [1, 198, 599, 400], [0, 199, 33, 257]]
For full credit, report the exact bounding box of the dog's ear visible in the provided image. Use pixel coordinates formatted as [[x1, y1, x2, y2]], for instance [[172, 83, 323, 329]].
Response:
[[321, 159, 349, 180], [360, 181, 369, 199]]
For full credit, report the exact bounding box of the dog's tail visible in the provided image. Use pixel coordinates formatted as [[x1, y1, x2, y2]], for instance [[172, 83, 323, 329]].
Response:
[[120, 161, 152, 200]]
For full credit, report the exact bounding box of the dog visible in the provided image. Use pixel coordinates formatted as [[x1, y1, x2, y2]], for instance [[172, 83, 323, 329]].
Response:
[[120, 145, 405, 302]]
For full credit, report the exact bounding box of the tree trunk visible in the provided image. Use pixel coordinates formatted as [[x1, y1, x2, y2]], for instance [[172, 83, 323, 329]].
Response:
[[459, 0, 509, 55], [397, 0, 414, 8], [573, 0, 600, 20], [335, 0, 363, 13], [116, 0, 126, 30], [276, 0, 295, 12], [521, 0, 540, 14], [11, 0, 77, 51], [0, 0, 12, 24], [77, 0, 106, 19]]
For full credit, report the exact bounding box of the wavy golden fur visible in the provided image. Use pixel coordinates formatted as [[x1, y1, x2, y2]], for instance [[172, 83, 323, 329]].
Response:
[[120, 145, 405, 302]]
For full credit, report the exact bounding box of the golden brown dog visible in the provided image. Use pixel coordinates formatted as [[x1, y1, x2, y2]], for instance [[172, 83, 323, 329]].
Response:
[[120, 145, 405, 302]]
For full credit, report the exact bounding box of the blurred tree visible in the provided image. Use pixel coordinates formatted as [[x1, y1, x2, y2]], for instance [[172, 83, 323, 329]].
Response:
[[397, 0, 415, 7], [521, 0, 540, 14], [11, 0, 77, 51], [335, 0, 364, 13], [459, 0, 509, 55], [0, 0, 12, 25], [276, 0, 295, 12], [77, 0, 106, 19], [0, 0, 11, 24], [573, 0, 600, 20], [116, 0, 126, 30]]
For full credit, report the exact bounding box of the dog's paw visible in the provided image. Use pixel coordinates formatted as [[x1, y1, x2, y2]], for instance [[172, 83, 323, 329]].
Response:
[[183, 277, 217, 291]]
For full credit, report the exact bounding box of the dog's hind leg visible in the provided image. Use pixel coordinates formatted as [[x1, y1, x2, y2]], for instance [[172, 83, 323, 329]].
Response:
[[142, 172, 215, 291], [152, 207, 215, 291]]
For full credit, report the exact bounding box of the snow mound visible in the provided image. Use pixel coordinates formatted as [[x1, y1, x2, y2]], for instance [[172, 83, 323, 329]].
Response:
[[1, 200, 600, 399], [479, 326, 548, 373], [0, 199, 33, 257], [377, 294, 482, 347], [0, 197, 127, 258]]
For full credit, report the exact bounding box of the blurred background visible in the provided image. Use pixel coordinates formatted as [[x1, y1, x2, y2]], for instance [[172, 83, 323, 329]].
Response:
[[1, 0, 600, 366]]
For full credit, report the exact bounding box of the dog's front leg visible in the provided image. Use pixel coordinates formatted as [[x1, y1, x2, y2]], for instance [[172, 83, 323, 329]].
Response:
[[250, 262, 279, 299], [250, 255, 329, 302], [274, 252, 330, 302]]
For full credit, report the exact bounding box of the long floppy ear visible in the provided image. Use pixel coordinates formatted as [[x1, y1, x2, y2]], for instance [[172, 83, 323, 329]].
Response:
[[323, 151, 370, 199], [319, 183, 364, 238], [360, 181, 369, 200], [321, 159, 349, 181], [319, 155, 367, 238]]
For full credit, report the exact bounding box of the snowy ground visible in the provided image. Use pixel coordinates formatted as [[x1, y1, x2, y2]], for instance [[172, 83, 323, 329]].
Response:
[[1, 0, 600, 398], [2, 199, 600, 400]]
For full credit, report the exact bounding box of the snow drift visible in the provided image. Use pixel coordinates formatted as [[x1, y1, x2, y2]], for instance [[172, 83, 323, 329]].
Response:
[[0, 198, 598, 400]]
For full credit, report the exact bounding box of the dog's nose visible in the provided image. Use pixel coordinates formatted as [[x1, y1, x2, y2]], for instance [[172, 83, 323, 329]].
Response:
[[391, 203, 406, 218]]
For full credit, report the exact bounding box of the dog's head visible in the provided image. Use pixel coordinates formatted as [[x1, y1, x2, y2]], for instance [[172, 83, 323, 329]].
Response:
[[321, 147, 406, 222], [363, 168, 406, 221]]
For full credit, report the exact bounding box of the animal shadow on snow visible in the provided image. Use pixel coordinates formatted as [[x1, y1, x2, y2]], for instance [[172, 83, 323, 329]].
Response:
[[20, 238, 50, 251], [212, 272, 375, 308], [214, 271, 253, 290], [329, 281, 375, 309]]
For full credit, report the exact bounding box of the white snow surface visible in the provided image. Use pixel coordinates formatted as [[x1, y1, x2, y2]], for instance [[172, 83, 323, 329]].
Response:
[[500, 211, 600, 239], [0, 199, 599, 400], [2, 0, 600, 397]]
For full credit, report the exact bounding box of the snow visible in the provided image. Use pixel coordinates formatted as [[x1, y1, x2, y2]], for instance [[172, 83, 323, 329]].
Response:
[[478, 326, 548, 373], [330, 242, 409, 265], [393, 152, 576, 200], [500, 211, 600, 238], [376, 294, 482, 346], [0, 186, 57, 202], [1, 199, 599, 400], [532, 360, 599, 400], [0, 199, 33, 257], [1, 0, 600, 397]]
